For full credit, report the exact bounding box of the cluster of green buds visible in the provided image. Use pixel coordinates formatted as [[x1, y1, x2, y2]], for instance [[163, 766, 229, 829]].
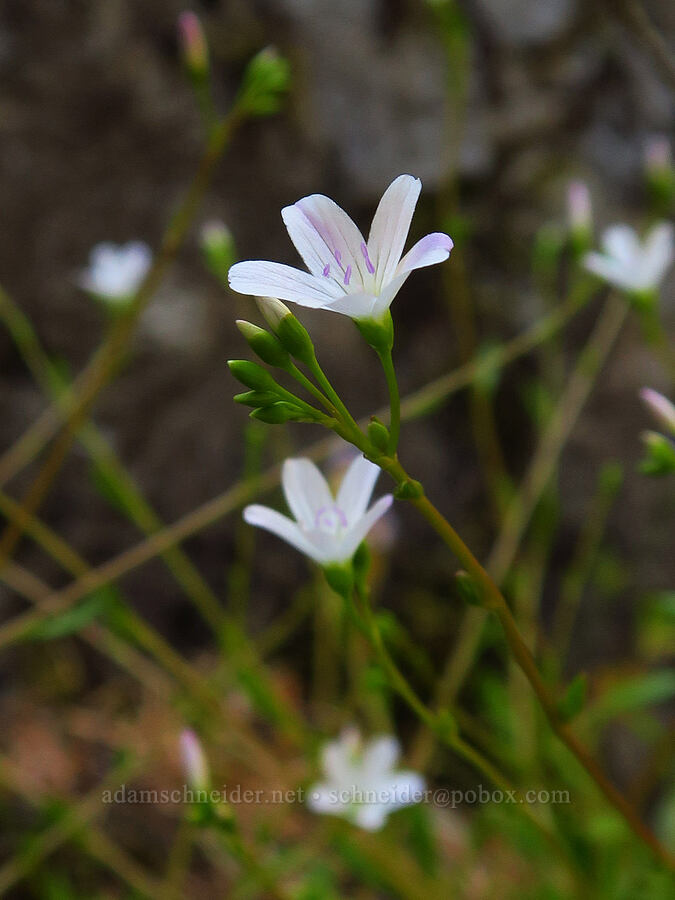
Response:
[[229, 299, 333, 426], [178, 11, 290, 126]]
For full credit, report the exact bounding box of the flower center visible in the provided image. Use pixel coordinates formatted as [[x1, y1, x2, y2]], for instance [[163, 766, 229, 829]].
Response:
[[314, 504, 348, 535]]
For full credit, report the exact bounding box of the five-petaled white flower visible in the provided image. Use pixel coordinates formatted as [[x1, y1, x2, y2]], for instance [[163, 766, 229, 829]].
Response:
[[583, 222, 674, 295], [79, 241, 152, 301], [307, 727, 425, 831], [228, 174, 453, 321], [243, 455, 393, 566]]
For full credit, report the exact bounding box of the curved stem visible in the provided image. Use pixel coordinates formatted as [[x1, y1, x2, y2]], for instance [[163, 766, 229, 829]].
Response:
[[377, 348, 401, 454], [378, 455, 673, 870], [304, 357, 364, 441]]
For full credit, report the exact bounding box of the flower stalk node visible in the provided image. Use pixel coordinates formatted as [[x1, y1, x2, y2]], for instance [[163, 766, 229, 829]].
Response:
[[393, 479, 424, 501]]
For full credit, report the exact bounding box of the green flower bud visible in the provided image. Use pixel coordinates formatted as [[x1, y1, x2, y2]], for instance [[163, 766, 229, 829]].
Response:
[[367, 418, 390, 454], [354, 311, 394, 353], [236, 320, 290, 368], [233, 390, 280, 407], [250, 402, 305, 424], [201, 221, 236, 282], [257, 298, 316, 365], [453, 570, 483, 606], [228, 359, 279, 392], [556, 673, 587, 722], [639, 431, 675, 476], [236, 47, 290, 117]]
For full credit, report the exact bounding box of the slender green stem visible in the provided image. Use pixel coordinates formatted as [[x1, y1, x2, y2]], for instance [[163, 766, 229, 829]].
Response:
[[375, 455, 673, 869], [0, 290, 591, 651], [287, 362, 334, 411], [305, 357, 364, 440], [0, 107, 242, 571], [377, 348, 401, 454], [351, 583, 565, 855]]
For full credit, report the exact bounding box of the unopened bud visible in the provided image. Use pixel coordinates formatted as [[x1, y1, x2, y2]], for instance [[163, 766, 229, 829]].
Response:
[[236, 320, 290, 368], [257, 297, 316, 365], [567, 180, 592, 256], [233, 390, 280, 407], [180, 729, 210, 792], [640, 430, 675, 476], [640, 388, 675, 436], [228, 359, 279, 392], [201, 220, 236, 281], [644, 136, 675, 213], [367, 418, 390, 454], [250, 401, 306, 424], [237, 47, 290, 117], [178, 11, 209, 81]]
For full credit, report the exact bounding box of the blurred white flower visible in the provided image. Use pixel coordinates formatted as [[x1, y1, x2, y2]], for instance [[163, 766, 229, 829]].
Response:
[[79, 241, 152, 302], [640, 388, 675, 436], [243, 455, 392, 566], [583, 223, 674, 294], [228, 174, 453, 321], [179, 729, 210, 792], [307, 727, 425, 831]]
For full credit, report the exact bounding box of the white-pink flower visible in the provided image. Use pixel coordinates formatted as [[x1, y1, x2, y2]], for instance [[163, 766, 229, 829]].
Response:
[[79, 241, 152, 301], [243, 455, 393, 566], [583, 223, 674, 294], [307, 727, 425, 831], [228, 174, 453, 321]]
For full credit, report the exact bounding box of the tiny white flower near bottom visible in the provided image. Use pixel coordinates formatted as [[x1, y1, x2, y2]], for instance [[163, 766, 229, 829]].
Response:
[[307, 727, 426, 831], [78, 241, 152, 303], [583, 222, 674, 295], [243, 455, 393, 566]]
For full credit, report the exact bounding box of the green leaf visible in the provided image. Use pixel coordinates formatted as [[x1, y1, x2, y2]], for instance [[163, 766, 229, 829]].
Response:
[[556, 672, 587, 722], [25, 585, 121, 641], [590, 670, 675, 723]]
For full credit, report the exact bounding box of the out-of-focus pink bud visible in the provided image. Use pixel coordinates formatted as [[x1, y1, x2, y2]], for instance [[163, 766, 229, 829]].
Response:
[[640, 388, 675, 435], [180, 729, 210, 792], [644, 136, 671, 175], [567, 180, 592, 234], [178, 11, 209, 79]]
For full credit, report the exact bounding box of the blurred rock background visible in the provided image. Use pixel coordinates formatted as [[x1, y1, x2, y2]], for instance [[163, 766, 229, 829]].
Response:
[[0, 0, 673, 678]]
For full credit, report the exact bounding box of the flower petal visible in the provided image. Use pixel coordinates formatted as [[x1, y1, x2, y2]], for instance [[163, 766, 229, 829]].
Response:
[[583, 251, 636, 290], [601, 225, 640, 265], [361, 736, 400, 778], [336, 455, 382, 525], [367, 175, 421, 289], [228, 260, 341, 308], [293, 194, 370, 289], [282, 458, 334, 528], [243, 504, 320, 562], [322, 291, 379, 319], [397, 232, 453, 275], [639, 222, 674, 288], [378, 771, 426, 810], [353, 804, 389, 831], [307, 783, 341, 815], [338, 494, 394, 561]]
